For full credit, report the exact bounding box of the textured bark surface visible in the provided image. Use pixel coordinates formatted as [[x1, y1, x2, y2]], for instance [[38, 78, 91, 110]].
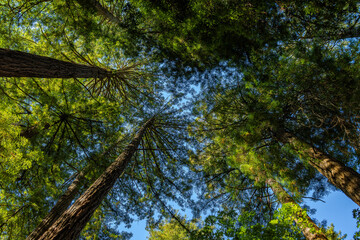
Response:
[[27, 139, 122, 239], [0, 48, 110, 78], [26, 172, 85, 240], [276, 130, 360, 207], [37, 118, 154, 240], [266, 178, 327, 240]]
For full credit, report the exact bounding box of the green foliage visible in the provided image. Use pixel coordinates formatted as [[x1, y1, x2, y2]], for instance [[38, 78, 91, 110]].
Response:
[[191, 207, 305, 240], [0, 0, 359, 238], [150, 206, 345, 240], [0, 73, 128, 238], [148, 217, 197, 240], [323, 224, 346, 240], [353, 209, 360, 239], [188, 34, 360, 240]]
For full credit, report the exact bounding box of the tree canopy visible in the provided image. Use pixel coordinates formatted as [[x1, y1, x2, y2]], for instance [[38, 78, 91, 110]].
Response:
[[0, 0, 360, 239]]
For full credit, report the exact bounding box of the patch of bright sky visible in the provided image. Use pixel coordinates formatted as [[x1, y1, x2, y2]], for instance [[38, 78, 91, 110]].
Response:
[[304, 191, 358, 239]]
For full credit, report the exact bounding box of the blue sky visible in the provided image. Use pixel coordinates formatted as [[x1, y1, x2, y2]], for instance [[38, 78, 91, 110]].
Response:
[[305, 191, 358, 239]]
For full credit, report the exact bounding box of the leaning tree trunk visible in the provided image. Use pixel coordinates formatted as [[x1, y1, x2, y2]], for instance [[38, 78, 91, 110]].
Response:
[[26, 172, 85, 240], [26, 139, 121, 239], [37, 117, 154, 240], [0, 48, 111, 78], [266, 178, 327, 240], [276, 129, 360, 207]]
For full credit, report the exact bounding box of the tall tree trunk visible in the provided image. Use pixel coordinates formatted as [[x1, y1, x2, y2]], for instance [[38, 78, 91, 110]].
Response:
[[276, 129, 360, 207], [26, 172, 85, 240], [37, 117, 154, 240], [266, 178, 327, 240], [26, 138, 122, 239], [0, 48, 110, 78]]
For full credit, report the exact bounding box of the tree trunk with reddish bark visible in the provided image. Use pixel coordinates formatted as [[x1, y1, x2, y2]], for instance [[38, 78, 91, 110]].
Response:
[[276, 130, 360, 207], [36, 118, 154, 240], [26, 138, 122, 239], [266, 178, 327, 240], [26, 172, 85, 240], [0, 48, 110, 78]]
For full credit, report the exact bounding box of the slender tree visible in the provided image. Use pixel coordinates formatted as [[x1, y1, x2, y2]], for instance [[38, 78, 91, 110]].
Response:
[[0, 65, 131, 238], [192, 41, 360, 208], [26, 172, 85, 240], [0, 47, 147, 99], [26, 138, 123, 240], [37, 117, 154, 239]]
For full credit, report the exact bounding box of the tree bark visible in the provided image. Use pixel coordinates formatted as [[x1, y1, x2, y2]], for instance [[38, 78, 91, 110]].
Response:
[[276, 129, 360, 207], [266, 178, 327, 240], [0, 48, 110, 78], [26, 138, 122, 239], [37, 117, 154, 240], [26, 172, 85, 240]]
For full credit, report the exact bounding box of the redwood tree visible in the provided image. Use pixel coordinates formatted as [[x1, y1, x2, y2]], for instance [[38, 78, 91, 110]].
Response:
[[274, 130, 360, 207], [192, 41, 360, 208], [37, 117, 154, 239], [26, 138, 125, 240], [0, 48, 111, 78], [26, 172, 85, 240], [1, 0, 360, 238]]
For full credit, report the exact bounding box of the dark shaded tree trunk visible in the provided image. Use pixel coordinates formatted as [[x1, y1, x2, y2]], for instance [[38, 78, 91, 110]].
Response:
[[0, 48, 110, 78], [266, 178, 327, 240], [37, 117, 154, 240], [26, 138, 122, 239], [276, 130, 360, 207], [26, 172, 85, 240]]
